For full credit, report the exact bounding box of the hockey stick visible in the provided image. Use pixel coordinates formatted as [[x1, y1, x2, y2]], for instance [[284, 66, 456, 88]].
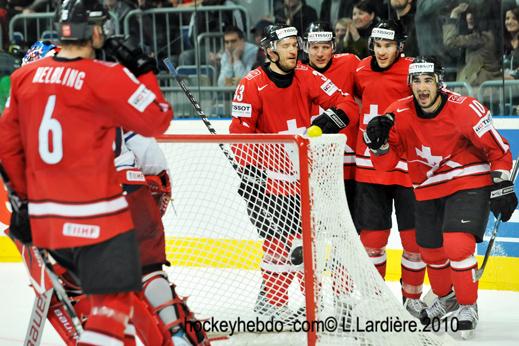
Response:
[[0, 165, 84, 336], [474, 157, 519, 280], [162, 58, 220, 136], [162, 58, 240, 172]]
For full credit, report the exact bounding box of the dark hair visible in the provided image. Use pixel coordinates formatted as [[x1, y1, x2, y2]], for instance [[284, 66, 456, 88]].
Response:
[[353, 0, 377, 15], [224, 25, 244, 39], [504, 7, 519, 54]]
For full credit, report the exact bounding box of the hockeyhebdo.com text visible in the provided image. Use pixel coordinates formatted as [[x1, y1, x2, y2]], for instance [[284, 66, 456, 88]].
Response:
[[184, 315, 453, 336]]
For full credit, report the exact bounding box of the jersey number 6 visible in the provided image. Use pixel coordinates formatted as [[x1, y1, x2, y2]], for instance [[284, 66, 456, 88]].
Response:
[[39, 95, 63, 164]]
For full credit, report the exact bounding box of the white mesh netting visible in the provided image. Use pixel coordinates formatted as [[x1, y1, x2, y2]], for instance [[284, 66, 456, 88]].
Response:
[[159, 134, 444, 345]]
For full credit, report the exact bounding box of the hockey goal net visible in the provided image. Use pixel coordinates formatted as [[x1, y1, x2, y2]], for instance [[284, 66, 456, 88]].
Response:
[[158, 134, 442, 346]]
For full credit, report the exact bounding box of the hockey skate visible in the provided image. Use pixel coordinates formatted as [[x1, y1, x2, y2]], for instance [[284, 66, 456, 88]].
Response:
[[454, 304, 478, 340], [403, 297, 427, 319], [419, 291, 459, 325]]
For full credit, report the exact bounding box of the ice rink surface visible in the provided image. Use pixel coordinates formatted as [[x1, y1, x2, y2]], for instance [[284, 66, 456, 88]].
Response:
[[1, 263, 518, 346]]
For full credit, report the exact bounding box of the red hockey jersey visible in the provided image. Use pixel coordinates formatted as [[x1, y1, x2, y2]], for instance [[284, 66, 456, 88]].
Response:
[[372, 92, 512, 201], [307, 54, 360, 180], [354, 56, 413, 186], [229, 64, 359, 194], [0, 57, 172, 249]]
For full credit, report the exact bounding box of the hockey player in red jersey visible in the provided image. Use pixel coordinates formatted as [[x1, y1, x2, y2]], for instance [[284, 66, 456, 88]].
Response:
[[353, 20, 427, 317], [0, 1, 173, 344], [229, 23, 359, 321], [365, 56, 517, 335], [16, 39, 207, 345], [302, 21, 360, 224]]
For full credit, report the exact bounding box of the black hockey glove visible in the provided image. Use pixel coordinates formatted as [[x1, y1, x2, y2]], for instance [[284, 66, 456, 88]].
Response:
[[103, 35, 158, 77], [311, 108, 350, 134], [364, 113, 394, 152], [490, 171, 518, 222], [9, 199, 32, 244], [237, 165, 267, 203]]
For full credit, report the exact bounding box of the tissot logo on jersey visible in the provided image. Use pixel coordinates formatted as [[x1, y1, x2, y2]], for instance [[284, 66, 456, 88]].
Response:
[[128, 85, 156, 112], [232, 102, 252, 118], [32, 66, 85, 90], [62, 223, 100, 239], [473, 115, 493, 137]]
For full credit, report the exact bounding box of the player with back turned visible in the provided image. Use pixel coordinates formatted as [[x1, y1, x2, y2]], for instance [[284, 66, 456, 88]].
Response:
[[0, 0, 173, 344], [229, 23, 359, 321], [352, 20, 427, 318], [365, 56, 518, 336], [19, 38, 208, 345]]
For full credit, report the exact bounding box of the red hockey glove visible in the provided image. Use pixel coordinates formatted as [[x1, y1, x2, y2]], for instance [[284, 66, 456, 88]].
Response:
[[146, 170, 172, 216]]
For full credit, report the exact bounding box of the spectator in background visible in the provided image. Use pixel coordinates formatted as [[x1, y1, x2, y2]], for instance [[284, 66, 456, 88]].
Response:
[[504, 6, 519, 80], [334, 17, 350, 53], [251, 19, 273, 69], [320, 0, 355, 26], [179, 0, 244, 66], [390, 0, 417, 57], [217, 26, 258, 86], [443, 2, 501, 86], [338, 0, 378, 58], [274, 0, 318, 35], [134, 0, 185, 63], [415, 0, 457, 79], [104, 0, 135, 36], [502, 6, 519, 114]]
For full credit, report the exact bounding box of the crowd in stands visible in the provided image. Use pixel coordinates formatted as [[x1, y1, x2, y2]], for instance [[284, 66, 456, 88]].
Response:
[[2, 0, 519, 114]]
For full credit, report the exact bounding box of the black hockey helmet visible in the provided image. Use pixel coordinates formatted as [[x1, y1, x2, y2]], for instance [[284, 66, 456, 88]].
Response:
[[408, 56, 445, 88], [368, 20, 407, 54], [303, 21, 335, 52], [260, 24, 302, 51], [55, 0, 108, 42]]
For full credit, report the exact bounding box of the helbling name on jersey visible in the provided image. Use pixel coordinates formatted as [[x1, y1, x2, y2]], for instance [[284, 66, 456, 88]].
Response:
[[32, 66, 85, 91]]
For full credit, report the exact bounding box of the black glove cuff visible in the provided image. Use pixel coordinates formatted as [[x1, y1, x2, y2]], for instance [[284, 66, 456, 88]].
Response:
[[324, 108, 349, 129], [491, 180, 515, 199]]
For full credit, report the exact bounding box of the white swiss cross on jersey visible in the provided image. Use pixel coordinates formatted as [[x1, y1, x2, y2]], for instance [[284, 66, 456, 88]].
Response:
[[364, 104, 379, 124], [279, 119, 307, 135]]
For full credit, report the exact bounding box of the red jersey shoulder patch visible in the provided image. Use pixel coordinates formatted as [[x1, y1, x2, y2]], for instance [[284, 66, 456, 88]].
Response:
[[448, 94, 467, 104], [245, 69, 261, 80]]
